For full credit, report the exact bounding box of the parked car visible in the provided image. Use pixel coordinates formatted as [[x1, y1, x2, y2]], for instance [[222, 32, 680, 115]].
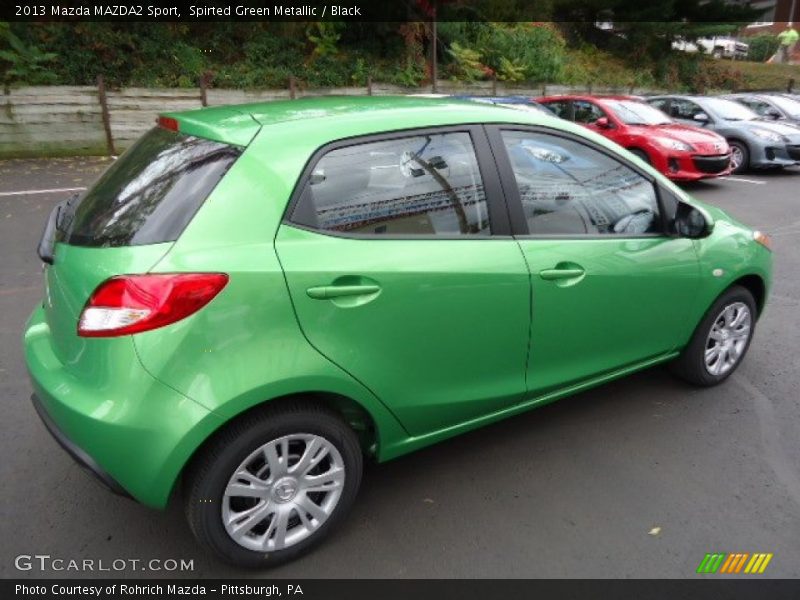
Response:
[[536, 95, 732, 181], [723, 93, 800, 126], [25, 96, 772, 568], [456, 95, 557, 116], [647, 95, 800, 172], [672, 36, 749, 59]]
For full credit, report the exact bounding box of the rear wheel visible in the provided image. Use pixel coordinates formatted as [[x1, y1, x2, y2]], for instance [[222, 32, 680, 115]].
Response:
[[670, 285, 756, 386], [729, 141, 750, 173], [185, 402, 363, 568]]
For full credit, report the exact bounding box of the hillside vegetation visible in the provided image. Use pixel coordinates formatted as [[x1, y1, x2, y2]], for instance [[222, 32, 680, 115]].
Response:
[[1, 22, 797, 93]]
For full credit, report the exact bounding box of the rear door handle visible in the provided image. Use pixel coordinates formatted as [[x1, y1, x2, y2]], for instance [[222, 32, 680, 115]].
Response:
[[539, 268, 585, 281], [306, 285, 381, 300]]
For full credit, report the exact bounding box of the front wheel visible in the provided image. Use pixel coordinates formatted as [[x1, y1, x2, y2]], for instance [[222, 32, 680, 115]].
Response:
[[185, 402, 363, 568], [670, 285, 756, 386], [729, 141, 750, 173]]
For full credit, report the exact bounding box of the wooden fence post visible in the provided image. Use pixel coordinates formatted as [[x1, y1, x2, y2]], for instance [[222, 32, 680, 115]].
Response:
[[96, 75, 116, 156], [491, 73, 497, 96], [367, 75, 373, 96], [200, 73, 208, 107], [289, 75, 297, 100]]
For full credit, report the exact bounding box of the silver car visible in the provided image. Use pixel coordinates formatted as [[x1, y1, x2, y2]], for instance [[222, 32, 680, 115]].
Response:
[[646, 95, 800, 173], [723, 93, 800, 126]]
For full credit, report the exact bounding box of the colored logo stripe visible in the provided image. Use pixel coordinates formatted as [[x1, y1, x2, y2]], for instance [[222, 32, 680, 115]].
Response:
[[697, 553, 773, 574]]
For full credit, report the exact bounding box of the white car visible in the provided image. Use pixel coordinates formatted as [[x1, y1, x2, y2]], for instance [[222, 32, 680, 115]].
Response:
[[672, 36, 749, 59]]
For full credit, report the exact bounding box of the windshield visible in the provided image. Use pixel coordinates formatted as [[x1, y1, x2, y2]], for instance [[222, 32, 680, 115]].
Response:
[[702, 98, 759, 121], [768, 95, 800, 118], [604, 100, 672, 125]]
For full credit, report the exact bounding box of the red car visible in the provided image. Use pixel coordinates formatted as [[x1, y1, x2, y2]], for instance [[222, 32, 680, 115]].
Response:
[[537, 95, 732, 181]]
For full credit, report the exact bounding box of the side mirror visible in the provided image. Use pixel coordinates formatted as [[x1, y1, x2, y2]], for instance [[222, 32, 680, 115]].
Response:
[[693, 112, 710, 123], [765, 108, 782, 120], [674, 202, 711, 238], [595, 117, 611, 129]]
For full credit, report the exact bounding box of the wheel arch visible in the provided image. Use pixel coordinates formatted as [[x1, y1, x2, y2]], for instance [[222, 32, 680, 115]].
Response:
[[732, 273, 766, 316], [166, 390, 387, 508]]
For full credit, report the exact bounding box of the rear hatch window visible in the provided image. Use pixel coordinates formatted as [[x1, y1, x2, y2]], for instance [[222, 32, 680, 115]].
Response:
[[58, 127, 241, 247]]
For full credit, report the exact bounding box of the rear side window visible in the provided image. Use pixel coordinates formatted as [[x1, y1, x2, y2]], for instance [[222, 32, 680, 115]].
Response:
[[60, 127, 241, 247], [290, 132, 490, 236]]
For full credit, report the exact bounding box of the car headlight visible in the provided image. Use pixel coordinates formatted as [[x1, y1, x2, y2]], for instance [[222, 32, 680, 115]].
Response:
[[753, 230, 773, 252], [654, 138, 694, 152], [751, 128, 785, 143]]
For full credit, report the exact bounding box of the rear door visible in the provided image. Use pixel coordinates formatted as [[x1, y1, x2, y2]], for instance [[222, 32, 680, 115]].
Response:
[[275, 126, 531, 436], [487, 125, 701, 395]]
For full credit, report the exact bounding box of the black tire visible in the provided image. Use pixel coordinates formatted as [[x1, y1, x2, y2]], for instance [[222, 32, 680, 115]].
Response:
[[628, 148, 651, 165], [185, 401, 363, 568], [729, 140, 750, 174], [669, 285, 757, 387]]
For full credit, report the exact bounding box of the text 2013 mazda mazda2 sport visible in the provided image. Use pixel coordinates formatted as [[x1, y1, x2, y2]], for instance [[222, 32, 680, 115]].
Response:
[[24, 96, 772, 567]]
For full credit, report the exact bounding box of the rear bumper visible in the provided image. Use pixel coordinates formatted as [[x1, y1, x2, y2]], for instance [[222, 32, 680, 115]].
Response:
[[24, 305, 225, 508], [31, 393, 131, 499]]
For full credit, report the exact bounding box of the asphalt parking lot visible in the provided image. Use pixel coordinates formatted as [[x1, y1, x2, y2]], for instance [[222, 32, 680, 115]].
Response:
[[1, 158, 799, 579]]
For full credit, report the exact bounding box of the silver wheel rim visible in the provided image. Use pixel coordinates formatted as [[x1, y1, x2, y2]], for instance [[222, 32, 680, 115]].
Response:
[[730, 146, 744, 170], [704, 302, 751, 377], [222, 434, 345, 552]]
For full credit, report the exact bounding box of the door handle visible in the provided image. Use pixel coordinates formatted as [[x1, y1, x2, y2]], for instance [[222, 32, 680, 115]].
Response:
[[539, 267, 585, 281], [306, 284, 381, 300]]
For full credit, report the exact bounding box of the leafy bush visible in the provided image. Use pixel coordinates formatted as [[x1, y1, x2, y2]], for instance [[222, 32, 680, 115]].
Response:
[[746, 34, 780, 63], [476, 23, 565, 82], [0, 25, 58, 84], [446, 42, 486, 81]]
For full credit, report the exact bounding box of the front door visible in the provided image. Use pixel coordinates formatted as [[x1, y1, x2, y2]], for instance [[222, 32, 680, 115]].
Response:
[[489, 126, 702, 396], [275, 127, 531, 436]]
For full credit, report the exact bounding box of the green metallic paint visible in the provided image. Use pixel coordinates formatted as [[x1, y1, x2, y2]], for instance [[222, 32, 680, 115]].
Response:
[[23, 97, 772, 510], [275, 225, 531, 436]]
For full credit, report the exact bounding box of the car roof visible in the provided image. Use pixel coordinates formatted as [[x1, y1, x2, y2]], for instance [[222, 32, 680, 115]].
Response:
[[162, 95, 558, 146], [539, 94, 638, 102]]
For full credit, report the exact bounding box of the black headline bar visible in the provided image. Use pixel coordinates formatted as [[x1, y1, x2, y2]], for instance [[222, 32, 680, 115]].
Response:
[[2, 0, 765, 23], [4, 579, 800, 600]]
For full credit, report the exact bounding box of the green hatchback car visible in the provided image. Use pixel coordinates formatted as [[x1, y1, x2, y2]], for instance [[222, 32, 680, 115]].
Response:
[[25, 96, 772, 567]]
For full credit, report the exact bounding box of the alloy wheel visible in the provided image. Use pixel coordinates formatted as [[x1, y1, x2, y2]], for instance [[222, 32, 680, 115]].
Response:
[[730, 146, 744, 171], [704, 302, 752, 376], [222, 434, 345, 552]]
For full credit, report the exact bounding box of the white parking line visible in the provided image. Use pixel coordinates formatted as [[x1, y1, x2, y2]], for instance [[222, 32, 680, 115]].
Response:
[[723, 177, 766, 185], [0, 186, 86, 197]]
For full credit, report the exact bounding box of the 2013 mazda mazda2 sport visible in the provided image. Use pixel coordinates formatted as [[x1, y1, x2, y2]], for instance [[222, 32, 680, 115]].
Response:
[[24, 96, 772, 567]]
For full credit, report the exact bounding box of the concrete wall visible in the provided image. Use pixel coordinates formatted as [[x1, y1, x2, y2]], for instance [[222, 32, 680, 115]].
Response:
[[0, 81, 664, 159]]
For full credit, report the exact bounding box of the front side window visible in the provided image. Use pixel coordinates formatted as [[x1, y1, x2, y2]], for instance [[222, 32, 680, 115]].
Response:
[[573, 100, 606, 124], [738, 98, 771, 116], [501, 130, 661, 236], [291, 132, 489, 236], [670, 99, 705, 120], [648, 98, 670, 113]]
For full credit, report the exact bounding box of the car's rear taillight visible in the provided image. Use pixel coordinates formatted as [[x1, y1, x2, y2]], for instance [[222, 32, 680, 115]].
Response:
[[78, 273, 228, 337], [157, 116, 179, 131]]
